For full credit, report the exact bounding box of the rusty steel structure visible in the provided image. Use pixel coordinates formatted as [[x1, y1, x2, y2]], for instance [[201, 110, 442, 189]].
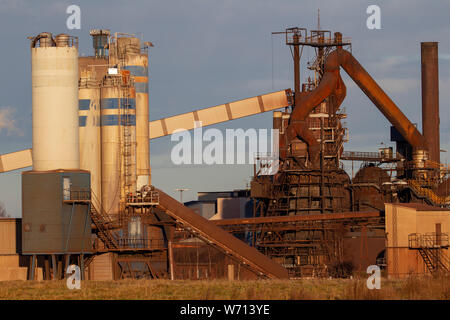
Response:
[[212, 211, 383, 277], [83, 187, 289, 280], [246, 27, 449, 277], [0, 26, 448, 280]]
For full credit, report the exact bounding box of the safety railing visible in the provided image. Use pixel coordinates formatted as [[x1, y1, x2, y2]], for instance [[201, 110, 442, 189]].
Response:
[[341, 151, 382, 160], [425, 160, 450, 173], [63, 189, 91, 202], [407, 180, 447, 205], [409, 233, 449, 249], [126, 191, 160, 205], [117, 238, 166, 250], [303, 36, 352, 46]]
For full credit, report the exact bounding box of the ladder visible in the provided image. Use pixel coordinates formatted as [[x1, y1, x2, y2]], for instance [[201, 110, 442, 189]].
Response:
[[120, 77, 134, 195]]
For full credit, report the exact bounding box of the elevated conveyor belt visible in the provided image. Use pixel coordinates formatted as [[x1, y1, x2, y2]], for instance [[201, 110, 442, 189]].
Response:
[[1, 90, 291, 173], [0, 148, 32, 173], [149, 89, 291, 139], [154, 188, 289, 279]]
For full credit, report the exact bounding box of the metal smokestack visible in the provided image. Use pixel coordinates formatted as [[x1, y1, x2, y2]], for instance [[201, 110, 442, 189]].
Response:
[[421, 42, 440, 163]]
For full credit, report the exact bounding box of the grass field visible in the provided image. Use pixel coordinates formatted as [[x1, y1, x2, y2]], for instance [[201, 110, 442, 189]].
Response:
[[0, 274, 448, 300]]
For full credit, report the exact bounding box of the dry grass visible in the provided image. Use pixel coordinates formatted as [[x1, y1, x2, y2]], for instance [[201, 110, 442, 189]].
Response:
[[0, 275, 448, 300]]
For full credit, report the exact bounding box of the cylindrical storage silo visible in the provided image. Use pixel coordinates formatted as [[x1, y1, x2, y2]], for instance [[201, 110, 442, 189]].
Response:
[[121, 38, 151, 190], [79, 77, 101, 209], [101, 76, 137, 218], [31, 33, 79, 171]]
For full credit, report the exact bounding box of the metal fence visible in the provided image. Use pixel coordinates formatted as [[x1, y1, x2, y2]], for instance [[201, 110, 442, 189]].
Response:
[[126, 191, 159, 205]]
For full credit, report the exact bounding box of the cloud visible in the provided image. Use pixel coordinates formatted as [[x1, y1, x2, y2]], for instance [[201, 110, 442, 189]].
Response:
[[367, 55, 419, 73], [0, 107, 22, 136], [343, 74, 419, 95], [376, 77, 420, 94]]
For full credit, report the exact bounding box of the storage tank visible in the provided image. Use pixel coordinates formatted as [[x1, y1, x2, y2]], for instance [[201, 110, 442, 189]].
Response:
[[79, 75, 102, 209], [120, 37, 151, 189], [352, 164, 390, 211], [31, 33, 79, 171], [101, 75, 137, 218]]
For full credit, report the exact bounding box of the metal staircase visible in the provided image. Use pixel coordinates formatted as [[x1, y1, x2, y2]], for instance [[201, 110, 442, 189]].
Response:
[[407, 180, 447, 206], [417, 248, 448, 273], [63, 190, 119, 250], [89, 203, 119, 250], [409, 233, 449, 274]]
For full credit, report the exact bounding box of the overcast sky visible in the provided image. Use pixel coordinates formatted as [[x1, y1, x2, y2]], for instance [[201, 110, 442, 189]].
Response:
[[0, 0, 449, 217]]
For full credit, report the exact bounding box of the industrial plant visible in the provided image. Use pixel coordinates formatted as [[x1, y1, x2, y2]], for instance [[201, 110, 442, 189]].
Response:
[[0, 26, 448, 282]]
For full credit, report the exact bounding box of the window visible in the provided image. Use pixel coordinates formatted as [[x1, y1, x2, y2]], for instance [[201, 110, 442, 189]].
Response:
[[63, 177, 71, 200]]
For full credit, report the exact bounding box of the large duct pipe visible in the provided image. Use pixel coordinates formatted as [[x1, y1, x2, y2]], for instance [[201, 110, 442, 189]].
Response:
[[421, 42, 440, 163], [287, 48, 426, 160]]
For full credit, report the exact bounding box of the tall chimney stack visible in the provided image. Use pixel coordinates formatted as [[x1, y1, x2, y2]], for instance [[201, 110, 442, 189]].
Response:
[[421, 42, 440, 163]]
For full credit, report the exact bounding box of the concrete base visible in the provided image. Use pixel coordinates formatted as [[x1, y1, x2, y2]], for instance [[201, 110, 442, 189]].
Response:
[[0, 254, 20, 268], [0, 267, 28, 281]]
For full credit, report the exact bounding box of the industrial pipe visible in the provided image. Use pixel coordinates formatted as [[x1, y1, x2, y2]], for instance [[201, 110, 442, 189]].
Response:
[[287, 48, 426, 161]]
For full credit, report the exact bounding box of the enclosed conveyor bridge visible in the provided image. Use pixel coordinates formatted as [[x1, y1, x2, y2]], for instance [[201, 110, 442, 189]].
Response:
[[0, 90, 291, 173], [154, 188, 289, 279]]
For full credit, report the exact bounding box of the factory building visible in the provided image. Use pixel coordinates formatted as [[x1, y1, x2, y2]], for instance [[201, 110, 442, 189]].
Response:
[[0, 26, 448, 281], [185, 190, 253, 220]]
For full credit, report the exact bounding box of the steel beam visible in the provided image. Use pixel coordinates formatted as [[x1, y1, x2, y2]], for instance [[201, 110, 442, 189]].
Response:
[[212, 211, 380, 226]]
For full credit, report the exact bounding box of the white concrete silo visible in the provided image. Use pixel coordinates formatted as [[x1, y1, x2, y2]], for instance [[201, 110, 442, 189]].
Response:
[[119, 37, 151, 189], [101, 75, 137, 218], [31, 33, 79, 171], [78, 75, 101, 208]]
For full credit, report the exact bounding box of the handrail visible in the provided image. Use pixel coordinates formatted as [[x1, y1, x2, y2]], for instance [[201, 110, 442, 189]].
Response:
[[409, 233, 449, 249], [342, 151, 381, 159], [90, 190, 115, 224], [407, 180, 447, 205], [126, 191, 160, 205], [66, 189, 91, 201], [117, 238, 166, 250], [425, 160, 450, 172]]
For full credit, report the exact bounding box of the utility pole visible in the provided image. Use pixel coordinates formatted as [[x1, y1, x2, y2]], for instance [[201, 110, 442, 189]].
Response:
[[174, 188, 189, 203]]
